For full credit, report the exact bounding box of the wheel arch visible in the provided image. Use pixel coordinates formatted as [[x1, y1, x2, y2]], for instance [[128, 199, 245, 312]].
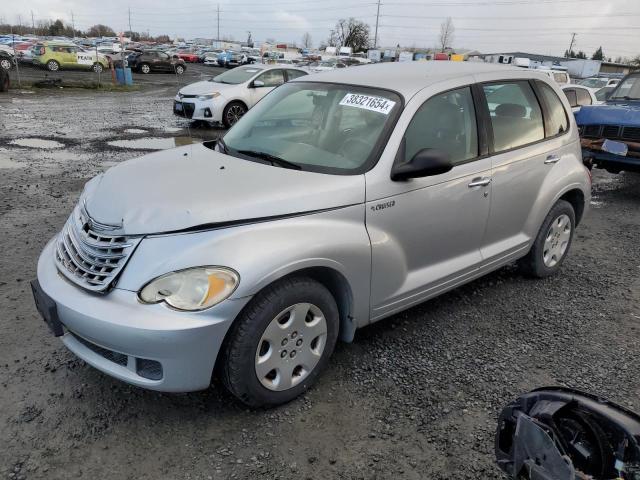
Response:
[[225, 98, 249, 111], [559, 188, 585, 226]]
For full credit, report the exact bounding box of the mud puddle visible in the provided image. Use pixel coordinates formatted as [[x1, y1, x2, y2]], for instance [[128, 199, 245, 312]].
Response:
[[107, 136, 201, 150], [9, 138, 66, 149], [123, 128, 148, 134]]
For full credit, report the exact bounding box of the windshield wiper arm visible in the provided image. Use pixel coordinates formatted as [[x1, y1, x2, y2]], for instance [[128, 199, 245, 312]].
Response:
[[236, 150, 302, 170]]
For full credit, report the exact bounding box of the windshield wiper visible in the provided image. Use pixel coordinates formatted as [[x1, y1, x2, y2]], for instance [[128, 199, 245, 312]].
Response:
[[236, 150, 302, 170], [611, 95, 640, 101]]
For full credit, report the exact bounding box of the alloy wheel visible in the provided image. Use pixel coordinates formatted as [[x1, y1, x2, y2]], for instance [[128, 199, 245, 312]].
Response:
[[0, 59, 11, 70], [543, 213, 571, 267], [255, 303, 328, 392], [141, 64, 150, 74], [226, 105, 245, 125], [47, 61, 59, 71]]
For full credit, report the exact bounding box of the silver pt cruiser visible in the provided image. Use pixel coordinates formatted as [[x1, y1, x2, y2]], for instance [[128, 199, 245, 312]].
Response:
[[32, 63, 591, 407]]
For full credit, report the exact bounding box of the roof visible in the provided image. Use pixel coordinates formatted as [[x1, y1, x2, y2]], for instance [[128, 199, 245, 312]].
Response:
[[295, 61, 527, 98]]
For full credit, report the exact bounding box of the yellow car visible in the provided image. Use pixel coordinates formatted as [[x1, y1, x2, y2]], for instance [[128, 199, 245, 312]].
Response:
[[33, 41, 109, 73]]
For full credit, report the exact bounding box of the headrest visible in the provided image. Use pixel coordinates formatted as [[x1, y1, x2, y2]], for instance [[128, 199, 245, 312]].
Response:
[[495, 103, 526, 118]]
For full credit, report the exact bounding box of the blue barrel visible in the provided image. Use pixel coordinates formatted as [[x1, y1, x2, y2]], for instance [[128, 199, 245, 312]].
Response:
[[115, 68, 125, 84], [123, 67, 133, 85]]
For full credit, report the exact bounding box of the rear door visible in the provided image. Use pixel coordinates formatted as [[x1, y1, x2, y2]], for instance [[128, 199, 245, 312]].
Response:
[[477, 78, 571, 264]]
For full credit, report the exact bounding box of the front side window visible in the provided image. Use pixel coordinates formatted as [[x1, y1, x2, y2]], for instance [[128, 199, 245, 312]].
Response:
[[483, 82, 544, 152], [576, 88, 592, 106], [537, 82, 569, 136], [222, 82, 401, 174], [256, 69, 285, 87], [403, 87, 478, 165]]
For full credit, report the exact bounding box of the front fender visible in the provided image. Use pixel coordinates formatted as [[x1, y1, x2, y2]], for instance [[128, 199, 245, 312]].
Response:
[[115, 204, 372, 328]]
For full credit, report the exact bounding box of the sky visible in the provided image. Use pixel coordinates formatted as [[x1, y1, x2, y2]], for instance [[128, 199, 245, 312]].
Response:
[[1, 0, 639, 59]]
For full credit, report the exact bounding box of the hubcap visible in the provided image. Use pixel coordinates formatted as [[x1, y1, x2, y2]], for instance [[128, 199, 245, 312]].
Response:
[[142, 65, 150, 73], [543, 214, 571, 267], [226, 105, 245, 125], [255, 303, 328, 392], [48, 61, 58, 71]]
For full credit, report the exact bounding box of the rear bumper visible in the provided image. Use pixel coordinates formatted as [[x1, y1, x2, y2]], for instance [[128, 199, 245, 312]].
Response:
[[36, 238, 251, 392]]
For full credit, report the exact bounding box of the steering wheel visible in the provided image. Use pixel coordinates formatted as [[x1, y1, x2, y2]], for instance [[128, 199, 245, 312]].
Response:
[[337, 137, 371, 160]]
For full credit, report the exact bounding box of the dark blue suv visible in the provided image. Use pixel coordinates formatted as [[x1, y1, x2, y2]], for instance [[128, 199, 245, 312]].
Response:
[[576, 72, 640, 173]]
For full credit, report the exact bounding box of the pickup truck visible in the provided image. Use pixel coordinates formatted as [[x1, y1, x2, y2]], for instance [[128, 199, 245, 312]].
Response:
[[576, 71, 640, 173]]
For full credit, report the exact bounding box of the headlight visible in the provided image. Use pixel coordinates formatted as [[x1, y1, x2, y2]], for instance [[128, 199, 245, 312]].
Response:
[[197, 93, 221, 101], [139, 266, 239, 311]]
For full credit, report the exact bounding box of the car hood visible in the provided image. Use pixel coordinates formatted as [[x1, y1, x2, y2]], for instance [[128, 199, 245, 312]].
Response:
[[179, 80, 240, 96], [82, 143, 364, 236], [576, 101, 640, 127]]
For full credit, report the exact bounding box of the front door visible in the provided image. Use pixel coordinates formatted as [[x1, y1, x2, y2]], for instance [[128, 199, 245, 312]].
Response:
[[367, 86, 492, 320], [248, 69, 285, 107]]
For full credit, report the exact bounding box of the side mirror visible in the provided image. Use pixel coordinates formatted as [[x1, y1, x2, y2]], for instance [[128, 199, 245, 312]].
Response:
[[391, 148, 453, 181], [251, 80, 265, 88]]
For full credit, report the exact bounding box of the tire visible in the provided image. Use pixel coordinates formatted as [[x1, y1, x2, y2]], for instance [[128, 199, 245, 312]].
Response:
[[140, 63, 151, 74], [0, 58, 11, 71], [518, 199, 575, 278], [221, 276, 339, 408], [46, 60, 60, 72], [92, 62, 103, 73], [175, 65, 185, 75], [222, 101, 247, 128]]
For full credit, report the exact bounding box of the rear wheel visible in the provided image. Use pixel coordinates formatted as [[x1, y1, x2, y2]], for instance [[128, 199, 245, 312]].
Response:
[[140, 63, 151, 74], [221, 277, 339, 407], [175, 65, 185, 75], [46, 60, 59, 71], [0, 58, 11, 70], [92, 62, 103, 73], [222, 101, 247, 128], [518, 200, 575, 278]]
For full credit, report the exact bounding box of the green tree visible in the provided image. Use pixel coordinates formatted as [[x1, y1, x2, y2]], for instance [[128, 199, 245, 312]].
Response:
[[48, 19, 64, 36], [86, 24, 116, 37], [592, 46, 604, 60]]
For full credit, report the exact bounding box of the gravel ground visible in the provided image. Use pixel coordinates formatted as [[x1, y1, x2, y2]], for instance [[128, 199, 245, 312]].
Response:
[[0, 86, 639, 480]]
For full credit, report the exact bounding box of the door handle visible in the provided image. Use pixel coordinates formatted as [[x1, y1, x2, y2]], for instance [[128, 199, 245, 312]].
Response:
[[545, 154, 561, 164], [468, 177, 491, 188]]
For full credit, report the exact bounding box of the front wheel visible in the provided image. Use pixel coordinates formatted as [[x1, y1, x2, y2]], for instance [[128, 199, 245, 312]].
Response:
[[221, 277, 339, 407], [222, 101, 247, 128], [140, 63, 151, 74], [92, 62, 103, 73], [175, 65, 185, 75], [518, 199, 575, 278], [0, 58, 11, 70]]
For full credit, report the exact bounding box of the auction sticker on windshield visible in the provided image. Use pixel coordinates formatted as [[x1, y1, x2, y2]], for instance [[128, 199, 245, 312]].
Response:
[[339, 93, 396, 114]]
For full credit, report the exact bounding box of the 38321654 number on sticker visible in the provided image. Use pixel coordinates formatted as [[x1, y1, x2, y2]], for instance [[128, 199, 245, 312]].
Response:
[[339, 93, 396, 115]]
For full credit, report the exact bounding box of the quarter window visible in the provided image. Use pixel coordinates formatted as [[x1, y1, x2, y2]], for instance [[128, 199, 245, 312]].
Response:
[[403, 87, 478, 165], [256, 69, 285, 87], [576, 88, 592, 106], [286, 69, 307, 81], [483, 82, 544, 152], [537, 82, 569, 137]]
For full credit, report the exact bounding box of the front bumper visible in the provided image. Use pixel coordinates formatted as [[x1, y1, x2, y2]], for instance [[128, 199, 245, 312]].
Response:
[[36, 238, 251, 392], [581, 138, 640, 173], [173, 97, 223, 122]]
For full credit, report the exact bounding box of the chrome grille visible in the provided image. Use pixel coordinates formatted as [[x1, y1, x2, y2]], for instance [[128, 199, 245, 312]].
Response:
[[54, 205, 140, 292]]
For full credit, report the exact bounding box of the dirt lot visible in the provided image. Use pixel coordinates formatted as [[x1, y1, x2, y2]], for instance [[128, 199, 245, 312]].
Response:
[[0, 85, 639, 480]]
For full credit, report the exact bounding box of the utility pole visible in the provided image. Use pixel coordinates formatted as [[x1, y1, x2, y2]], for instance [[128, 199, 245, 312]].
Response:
[[31, 11, 35, 35], [217, 4, 220, 47], [374, 0, 381, 48], [567, 32, 576, 58], [128, 7, 132, 36], [71, 11, 75, 37]]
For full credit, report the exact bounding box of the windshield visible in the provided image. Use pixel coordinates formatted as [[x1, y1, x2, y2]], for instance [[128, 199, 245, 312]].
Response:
[[579, 78, 607, 89], [212, 67, 261, 84], [610, 75, 640, 100], [222, 82, 401, 174]]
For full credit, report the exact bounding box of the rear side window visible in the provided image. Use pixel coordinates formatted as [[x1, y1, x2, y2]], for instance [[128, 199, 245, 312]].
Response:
[[537, 82, 569, 137], [286, 69, 307, 81], [403, 87, 478, 165], [576, 88, 592, 106], [483, 82, 544, 152]]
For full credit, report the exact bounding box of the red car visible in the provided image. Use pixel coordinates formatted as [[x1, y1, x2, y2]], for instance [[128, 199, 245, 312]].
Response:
[[177, 52, 199, 63]]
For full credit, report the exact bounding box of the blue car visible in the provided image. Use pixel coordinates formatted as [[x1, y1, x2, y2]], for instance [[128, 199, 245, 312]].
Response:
[[576, 71, 640, 173]]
